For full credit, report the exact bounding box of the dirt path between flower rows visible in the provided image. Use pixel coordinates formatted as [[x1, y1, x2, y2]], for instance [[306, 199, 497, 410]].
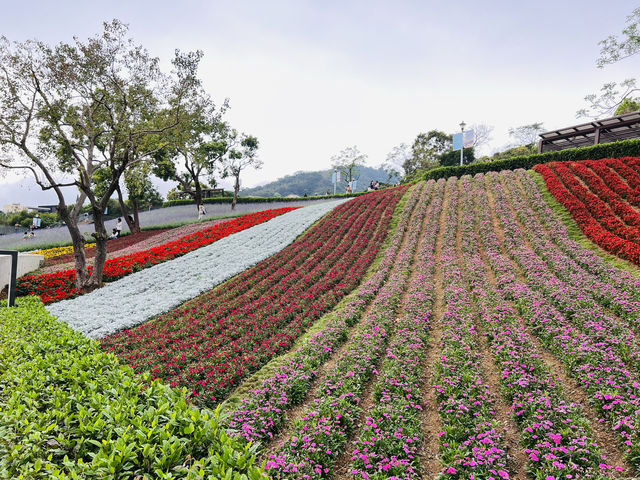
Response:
[[331, 185, 436, 479], [417, 180, 447, 479], [456, 178, 530, 480], [482, 173, 633, 477], [500, 172, 640, 357], [257, 184, 427, 463]]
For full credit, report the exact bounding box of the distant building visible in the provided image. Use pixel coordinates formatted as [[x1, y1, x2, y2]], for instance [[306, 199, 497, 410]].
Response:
[[36, 205, 58, 213], [1, 203, 26, 214]]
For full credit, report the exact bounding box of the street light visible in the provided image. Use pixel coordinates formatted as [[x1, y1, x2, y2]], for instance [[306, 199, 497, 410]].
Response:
[[459, 121, 466, 166]]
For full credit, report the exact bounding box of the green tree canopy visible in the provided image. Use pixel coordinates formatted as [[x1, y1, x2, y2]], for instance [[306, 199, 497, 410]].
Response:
[[0, 20, 202, 291], [404, 130, 451, 176]]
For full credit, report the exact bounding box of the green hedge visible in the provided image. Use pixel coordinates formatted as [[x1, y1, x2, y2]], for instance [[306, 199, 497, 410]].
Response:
[[418, 138, 640, 181], [163, 192, 365, 207], [0, 297, 266, 480]]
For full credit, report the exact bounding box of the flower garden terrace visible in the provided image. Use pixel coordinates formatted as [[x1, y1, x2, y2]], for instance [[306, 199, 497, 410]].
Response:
[[5, 161, 640, 479]]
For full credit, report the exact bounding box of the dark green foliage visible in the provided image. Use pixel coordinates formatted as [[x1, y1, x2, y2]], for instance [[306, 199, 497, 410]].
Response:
[[0, 298, 266, 480], [162, 192, 365, 207], [438, 147, 475, 167], [0, 210, 59, 228], [416, 138, 640, 181]]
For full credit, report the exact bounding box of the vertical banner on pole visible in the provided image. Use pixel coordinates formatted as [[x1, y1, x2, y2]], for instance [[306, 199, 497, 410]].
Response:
[[452, 133, 462, 151], [463, 130, 474, 148], [0, 250, 18, 307]]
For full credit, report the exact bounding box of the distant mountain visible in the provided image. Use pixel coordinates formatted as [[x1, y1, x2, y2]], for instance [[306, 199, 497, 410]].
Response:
[[241, 166, 396, 197]]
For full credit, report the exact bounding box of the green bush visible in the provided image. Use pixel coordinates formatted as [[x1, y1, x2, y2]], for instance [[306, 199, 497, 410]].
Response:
[[0, 297, 266, 480], [417, 138, 640, 181], [162, 192, 365, 207]]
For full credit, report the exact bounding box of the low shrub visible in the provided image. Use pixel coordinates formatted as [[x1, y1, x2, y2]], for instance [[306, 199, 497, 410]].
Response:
[[0, 297, 266, 479], [162, 192, 365, 207], [417, 138, 640, 181]]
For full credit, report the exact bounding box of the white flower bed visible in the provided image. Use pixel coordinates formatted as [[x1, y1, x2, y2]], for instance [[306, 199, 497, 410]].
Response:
[[46, 200, 347, 338]]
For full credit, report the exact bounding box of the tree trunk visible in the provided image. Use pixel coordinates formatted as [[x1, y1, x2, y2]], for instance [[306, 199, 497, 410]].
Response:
[[116, 184, 140, 234], [132, 198, 141, 233], [86, 206, 109, 291], [194, 179, 203, 216], [57, 205, 90, 290], [232, 174, 240, 210]]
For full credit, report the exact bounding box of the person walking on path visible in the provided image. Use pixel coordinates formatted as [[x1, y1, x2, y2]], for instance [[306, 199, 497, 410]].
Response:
[[198, 204, 207, 220], [115, 218, 123, 238]]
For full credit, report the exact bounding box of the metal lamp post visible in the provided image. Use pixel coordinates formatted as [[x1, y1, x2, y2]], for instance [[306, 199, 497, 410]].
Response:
[[459, 120, 466, 166]]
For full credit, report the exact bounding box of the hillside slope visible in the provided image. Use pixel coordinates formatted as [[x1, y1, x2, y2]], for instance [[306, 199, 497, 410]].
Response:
[[241, 166, 394, 196]]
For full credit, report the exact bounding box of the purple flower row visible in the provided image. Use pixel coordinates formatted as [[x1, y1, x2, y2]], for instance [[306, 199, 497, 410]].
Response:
[[434, 178, 511, 480], [264, 182, 443, 478], [476, 171, 640, 471], [227, 182, 429, 445], [347, 182, 441, 479], [463, 174, 612, 479]]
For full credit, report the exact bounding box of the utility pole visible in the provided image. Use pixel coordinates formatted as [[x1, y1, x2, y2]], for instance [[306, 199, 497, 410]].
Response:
[[460, 120, 466, 166]]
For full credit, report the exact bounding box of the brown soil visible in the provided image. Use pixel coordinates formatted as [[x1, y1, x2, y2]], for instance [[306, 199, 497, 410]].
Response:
[[456, 180, 530, 480], [332, 184, 435, 479], [417, 181, 448, 479], [482, 173, 633, 477]]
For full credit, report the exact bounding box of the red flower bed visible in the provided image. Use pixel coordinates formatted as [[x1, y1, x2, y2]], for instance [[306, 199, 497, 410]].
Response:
[[43, 229, 171, 266], [535, 160, 640, 265], [100, 186, 408, 406], [549, 161, 640, 241], [604, 157, 640, 193], [583, 159, 640, 206], [17, 208, 297, 304], [566, 161, 640, 228]]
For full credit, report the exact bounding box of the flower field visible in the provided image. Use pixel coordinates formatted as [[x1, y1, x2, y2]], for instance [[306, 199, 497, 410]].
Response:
[[38, 228, 171, 267], [7, 160, 640, 479], [101, 186, 408, 405], [535, 157, 640, 265], [47, 201, 347, 338], [37, 219, 231, 274], [17, 207, 296, 304]]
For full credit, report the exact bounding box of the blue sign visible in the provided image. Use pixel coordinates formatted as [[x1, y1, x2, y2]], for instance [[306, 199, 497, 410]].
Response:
[[453, 130, 474, 151], [453, 133, 462, 151]]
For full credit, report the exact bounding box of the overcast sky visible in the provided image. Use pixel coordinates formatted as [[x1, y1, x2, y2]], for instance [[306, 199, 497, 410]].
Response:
[[0, 0, 638, 207]]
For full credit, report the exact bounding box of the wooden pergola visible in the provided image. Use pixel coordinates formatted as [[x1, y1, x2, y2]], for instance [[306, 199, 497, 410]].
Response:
[[538, 111, 640, 153]]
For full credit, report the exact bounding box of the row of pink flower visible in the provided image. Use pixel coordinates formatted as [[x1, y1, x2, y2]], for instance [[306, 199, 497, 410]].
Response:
[[487, 170, 640, 470], [433, 178, 511, 480], [39, 219, 228, 274], [228, 183, 427, 445], [494, 172, 640, 364], [465, 173, 610, 478], [264, 182, 437, 478], [346, 181, 438, 479]]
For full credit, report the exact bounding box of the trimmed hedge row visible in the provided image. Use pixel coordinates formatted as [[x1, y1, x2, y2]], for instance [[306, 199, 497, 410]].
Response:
[[162, 192, 365, 207], [417, 138, 640, 181], [0, 297, 266, 480]]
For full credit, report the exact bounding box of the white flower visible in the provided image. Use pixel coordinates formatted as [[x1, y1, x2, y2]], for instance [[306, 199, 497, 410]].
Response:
[[47, 201, 347, 338]]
